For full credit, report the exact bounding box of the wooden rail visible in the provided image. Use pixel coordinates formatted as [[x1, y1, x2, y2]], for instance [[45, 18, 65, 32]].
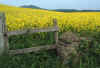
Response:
[[0, 13, 59, 55], [7, 26, 59, 36], [9, 45, 56, 55]]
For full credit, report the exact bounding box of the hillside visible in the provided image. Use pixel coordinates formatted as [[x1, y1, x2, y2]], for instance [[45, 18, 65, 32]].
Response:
[[52, 9, 79, 12], [20, 5, 100, 12], [53, 9, 100, 12], [0, 4, 100, 32], [21, 5, 41, 9], [0, 4, 64, 31]]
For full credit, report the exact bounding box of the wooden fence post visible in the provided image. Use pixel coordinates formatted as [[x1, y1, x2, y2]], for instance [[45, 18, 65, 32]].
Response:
[[0, 13, 8, 56], [53, 19, 58, 45]]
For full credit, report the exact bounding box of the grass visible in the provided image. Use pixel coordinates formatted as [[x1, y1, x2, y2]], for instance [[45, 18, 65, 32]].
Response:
[[78, 31, 100, 68], [0, 50, 66, 68]]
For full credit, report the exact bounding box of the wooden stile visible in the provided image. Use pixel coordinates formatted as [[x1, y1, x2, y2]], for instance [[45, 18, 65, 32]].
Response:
[[0, 14, 59, 55], [8, 19, 59, 55], [7, 18, 59, 55]]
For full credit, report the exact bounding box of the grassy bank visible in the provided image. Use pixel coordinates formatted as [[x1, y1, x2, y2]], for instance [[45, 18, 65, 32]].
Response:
[[0, 31, 100, 68]]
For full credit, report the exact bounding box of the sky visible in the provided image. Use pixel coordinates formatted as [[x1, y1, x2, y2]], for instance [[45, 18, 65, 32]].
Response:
[[0, 0, 100, 10]]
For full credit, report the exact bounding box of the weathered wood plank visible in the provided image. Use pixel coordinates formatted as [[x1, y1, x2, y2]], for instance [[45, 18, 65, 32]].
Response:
[[53, 19, 59, 45], [0, 13, 3, 33], [58, 41, 68, 47], [9, 45, 56, 55], [7, 26, 59, 36], [0, 13, 4, 55], [0, 13, 9, 55], [3, 13, 9, 55], [0, 33, 5, 55], [54, 31, 58, 44]]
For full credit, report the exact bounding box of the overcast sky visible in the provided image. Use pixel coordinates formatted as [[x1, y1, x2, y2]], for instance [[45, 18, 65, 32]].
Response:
[[0, 0, 100, 10]]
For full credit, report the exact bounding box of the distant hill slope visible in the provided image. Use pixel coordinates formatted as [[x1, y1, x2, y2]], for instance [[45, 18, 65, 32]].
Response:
[[81, 10, 100, 12], [21, 5, 41, 9], [52, 9, 100, 12], [52, 9, 79, 12], [0, 4, 63, 31], [0, 4, 57, 14], [0, 4, 100, 32], [20, 5, 100, 12]]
